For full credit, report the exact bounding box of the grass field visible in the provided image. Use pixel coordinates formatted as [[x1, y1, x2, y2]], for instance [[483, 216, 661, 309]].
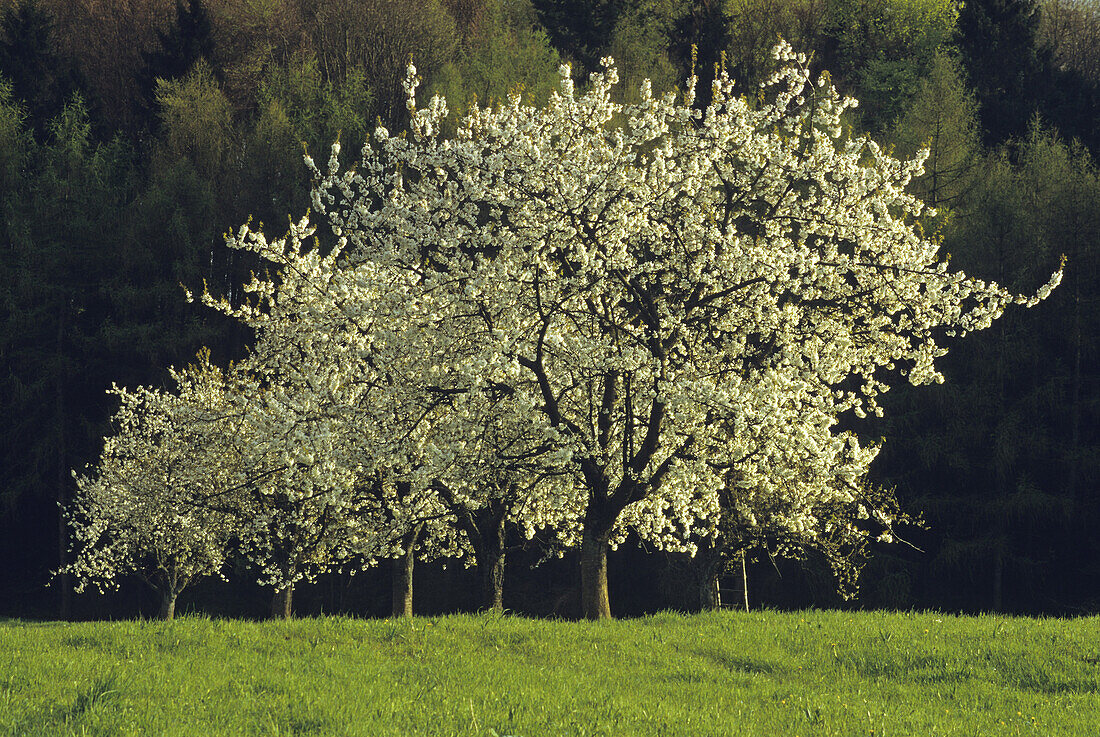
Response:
[[1, 609, 1097, 736]]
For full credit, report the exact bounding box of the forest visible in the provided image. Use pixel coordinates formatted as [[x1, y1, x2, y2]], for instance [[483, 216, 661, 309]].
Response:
[[1, 0, 1099, 621]]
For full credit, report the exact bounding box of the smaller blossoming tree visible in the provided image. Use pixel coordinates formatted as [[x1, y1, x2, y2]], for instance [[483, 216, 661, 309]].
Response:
[[64, 357, 238, 619]]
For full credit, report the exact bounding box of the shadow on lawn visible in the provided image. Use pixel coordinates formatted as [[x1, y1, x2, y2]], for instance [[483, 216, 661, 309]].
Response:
[[690, 645, 780, 676]]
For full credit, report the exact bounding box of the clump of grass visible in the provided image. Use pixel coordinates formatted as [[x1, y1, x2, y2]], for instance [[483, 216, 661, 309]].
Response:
[[0, 610, 1096, 736], [68, 673, 121, 721]]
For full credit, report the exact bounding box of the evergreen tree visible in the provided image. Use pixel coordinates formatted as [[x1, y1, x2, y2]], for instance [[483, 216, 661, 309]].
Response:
[[669, 0, 732, 108], [956, 0, 1044, 145], [1, 96, 137, 616], [889, 51, 981, 229], [531, 0, 622, 74], [135, 0, 217, 132], [0, 0, 84, 138], [1035, 54, 1100, 156], [874, 127, 1100, 612], [0, 91, 235, 617]]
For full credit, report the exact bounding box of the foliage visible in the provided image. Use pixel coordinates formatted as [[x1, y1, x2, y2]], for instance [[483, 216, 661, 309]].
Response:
[[1040, 0, 1100, 87], [820, 0, 957, 132], [697, 477, 919, 607], [135, 0, 218, 131], [605, 0, 680, 103], [0, 79, 241, 615], [297, 0, 458, 128], [154, 61, 234, 181], [889, 50, 981, 228], [723, 0, 826, 90], [956, 0, 1045, 145], [429, 0, 562, 119], [239, 51, 375, 227], [0, 79, 32, 514], [255, 52, 374, 153], [0, 0, 84, 137], [36, 0, 171, 133], [531, 0, 621, 74], [0, 77, 30, 245], [205, 0, 309, 113]]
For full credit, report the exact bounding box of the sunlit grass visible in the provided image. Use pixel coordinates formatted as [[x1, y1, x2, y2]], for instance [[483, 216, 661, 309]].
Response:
[[2, 610, 1096, 736]]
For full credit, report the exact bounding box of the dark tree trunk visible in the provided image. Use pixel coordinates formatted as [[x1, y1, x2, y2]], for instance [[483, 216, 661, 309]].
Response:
[[480, 546, 506, 613], [272, 584, 294, 619], [700, 570, 721, 611], [472, 511, 507, 613], [696, 539, 722, 611], [158, 589, 178, 620], [392, 525, 421, 618], [580, 521, 612, 620]]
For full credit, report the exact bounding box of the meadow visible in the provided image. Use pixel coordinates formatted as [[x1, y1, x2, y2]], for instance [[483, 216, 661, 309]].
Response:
[[1, 609, 1097, 736]]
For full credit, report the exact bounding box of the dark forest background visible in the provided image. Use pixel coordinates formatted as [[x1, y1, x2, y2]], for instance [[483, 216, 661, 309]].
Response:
[[2, 0, 1099, 620]]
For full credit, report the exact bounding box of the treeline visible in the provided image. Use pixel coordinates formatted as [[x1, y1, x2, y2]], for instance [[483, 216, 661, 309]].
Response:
[[1, 0, 1098, 619]]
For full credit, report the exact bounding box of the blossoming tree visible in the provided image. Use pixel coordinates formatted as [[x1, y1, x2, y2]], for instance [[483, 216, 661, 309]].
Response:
[[691, 470, 917, 611], [216, 42, 1061, 619], [204, 201, 580, 614], [197, 235, 457, 616], [426, 386, 581, 610], [224, 368, 396, 619], [65, 357, 239, 619]]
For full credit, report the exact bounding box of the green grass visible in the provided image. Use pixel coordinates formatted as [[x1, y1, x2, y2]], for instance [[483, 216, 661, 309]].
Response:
[[1, 610, 1097, 736]]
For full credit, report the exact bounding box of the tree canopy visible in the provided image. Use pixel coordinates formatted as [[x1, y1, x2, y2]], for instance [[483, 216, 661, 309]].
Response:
[[197, 46, 1060, 618]]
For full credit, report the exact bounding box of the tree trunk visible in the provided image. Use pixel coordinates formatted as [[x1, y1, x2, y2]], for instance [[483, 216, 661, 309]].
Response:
[[272, 584, 294, 620], [580, 523, 612, 620], [392, 551, 414, 618], [158, 590, 177, 621], [480, 546, 506, 613], [392, 525, 421, 618], [696, 539, 722, 611], [700, 571, 721, 610], [474, 511, 507, 613], [740, 551, 750, 612]]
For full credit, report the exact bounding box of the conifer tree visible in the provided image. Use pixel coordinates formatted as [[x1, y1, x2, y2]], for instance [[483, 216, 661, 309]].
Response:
[[0, 0, 83, 138], [890, 51, 981, 227], [874, 126, 1100, 612], [135, 0, 217, 132], [957, 0, 1044, 144]]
